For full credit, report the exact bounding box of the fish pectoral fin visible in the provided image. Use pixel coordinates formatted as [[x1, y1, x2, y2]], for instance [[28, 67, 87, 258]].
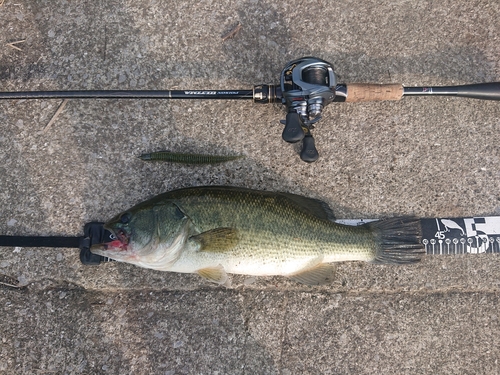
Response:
[[190, 228, 239, 252], [287, 263, 337, 285], [197, 265, 230, 286]]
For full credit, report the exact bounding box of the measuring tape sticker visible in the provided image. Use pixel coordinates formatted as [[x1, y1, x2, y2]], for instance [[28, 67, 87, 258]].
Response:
[[337, 217, 500, 255], [421, 217, 500, 255]]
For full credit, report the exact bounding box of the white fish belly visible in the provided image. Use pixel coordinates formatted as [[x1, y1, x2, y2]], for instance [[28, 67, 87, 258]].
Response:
[[168, 250, 317, 276], [166, 226, 376, 276], [169, 243, 374, 277], [222, 257, 318, 276]]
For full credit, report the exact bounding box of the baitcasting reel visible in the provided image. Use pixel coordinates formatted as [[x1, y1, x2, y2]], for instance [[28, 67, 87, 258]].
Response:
[[279, 57, 337, 162], [1, 57, 499, 162]]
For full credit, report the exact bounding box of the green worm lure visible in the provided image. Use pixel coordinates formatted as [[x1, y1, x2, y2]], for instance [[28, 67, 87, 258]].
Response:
[[139, 151, 243, 164]]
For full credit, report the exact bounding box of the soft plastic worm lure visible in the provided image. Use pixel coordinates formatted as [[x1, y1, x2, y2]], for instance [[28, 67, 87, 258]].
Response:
[[139, 151, 243, 164]]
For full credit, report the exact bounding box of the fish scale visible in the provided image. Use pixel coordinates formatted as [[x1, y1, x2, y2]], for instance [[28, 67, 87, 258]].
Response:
[[169, 189, 372, 261]]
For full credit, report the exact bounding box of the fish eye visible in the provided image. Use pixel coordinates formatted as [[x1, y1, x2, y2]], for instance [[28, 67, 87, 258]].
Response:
[[120, 212, 131, 224]]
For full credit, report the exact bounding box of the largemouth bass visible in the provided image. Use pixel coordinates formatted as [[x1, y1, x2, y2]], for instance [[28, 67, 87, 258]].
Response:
[[91, 186, 424, 285]]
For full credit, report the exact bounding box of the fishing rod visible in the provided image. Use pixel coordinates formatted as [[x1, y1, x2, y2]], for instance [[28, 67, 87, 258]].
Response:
[[2, 57, 499, 162]]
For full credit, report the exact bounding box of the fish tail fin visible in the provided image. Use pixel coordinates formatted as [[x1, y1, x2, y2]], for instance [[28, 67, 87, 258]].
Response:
[[367, 217, 424, 264]]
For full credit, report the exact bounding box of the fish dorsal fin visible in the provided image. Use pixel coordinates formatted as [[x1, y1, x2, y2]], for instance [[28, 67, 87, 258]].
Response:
[[279, 193, 336, 221], [190, 228, 239, 252], [197, 265, 230, 286], [287, 262, 337, 285]]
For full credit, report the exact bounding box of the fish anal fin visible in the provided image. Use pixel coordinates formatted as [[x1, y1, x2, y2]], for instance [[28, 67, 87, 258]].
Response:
[[190, 228, 239, 252], [197, 265, 230, 286], [287, 263, 336, 285]]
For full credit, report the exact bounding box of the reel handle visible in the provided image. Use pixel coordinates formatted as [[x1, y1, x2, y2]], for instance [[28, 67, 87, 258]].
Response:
[[280, 113, 319, 162], [282, 112, 305, 143], [300, 132, 319, 163]]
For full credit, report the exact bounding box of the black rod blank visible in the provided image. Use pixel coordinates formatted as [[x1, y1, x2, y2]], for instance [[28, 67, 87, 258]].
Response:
[[0, 89, 254, 100], [403, 82, 500, 100]]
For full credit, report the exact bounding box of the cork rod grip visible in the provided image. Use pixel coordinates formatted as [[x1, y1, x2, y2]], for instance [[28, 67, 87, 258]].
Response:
[[345, 83, 403, 102]]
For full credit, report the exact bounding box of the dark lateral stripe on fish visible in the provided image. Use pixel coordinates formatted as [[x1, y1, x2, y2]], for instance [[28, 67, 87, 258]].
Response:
[[367, 217, 425, 264], [139, 151, 243, 164]]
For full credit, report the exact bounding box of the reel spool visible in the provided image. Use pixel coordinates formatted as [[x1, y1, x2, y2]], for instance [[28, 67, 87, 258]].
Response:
[[279, 57, 337, 162]]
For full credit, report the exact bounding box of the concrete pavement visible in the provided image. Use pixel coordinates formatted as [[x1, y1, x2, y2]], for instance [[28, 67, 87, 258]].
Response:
[[0, 1, 499, 373]]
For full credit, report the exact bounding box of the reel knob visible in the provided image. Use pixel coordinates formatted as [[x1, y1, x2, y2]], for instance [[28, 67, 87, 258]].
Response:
[[282, 112, 305, 143], [300, 133, 319, 162]]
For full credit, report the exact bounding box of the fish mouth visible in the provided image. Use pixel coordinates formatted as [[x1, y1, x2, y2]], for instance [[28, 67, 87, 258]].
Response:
[[91, 227, 130, 253], [111, 227, 130, 248]]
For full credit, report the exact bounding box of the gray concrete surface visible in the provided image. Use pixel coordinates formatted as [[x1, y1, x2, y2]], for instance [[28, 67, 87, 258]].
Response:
[[0, 1, 499, 374]]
